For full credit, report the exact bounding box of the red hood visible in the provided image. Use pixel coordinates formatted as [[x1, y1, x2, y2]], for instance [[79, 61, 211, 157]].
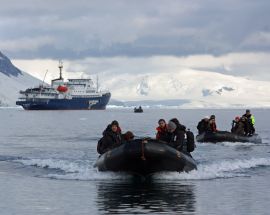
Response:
[[156, 126, 167, 132]]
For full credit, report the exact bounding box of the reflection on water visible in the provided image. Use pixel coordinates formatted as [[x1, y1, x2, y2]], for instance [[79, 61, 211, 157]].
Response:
[[96, 179, 196, 214]]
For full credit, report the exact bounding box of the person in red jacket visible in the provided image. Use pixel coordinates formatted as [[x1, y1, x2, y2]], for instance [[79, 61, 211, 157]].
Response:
[[156, 119, 170, 142], [209, 115, 217, 133]]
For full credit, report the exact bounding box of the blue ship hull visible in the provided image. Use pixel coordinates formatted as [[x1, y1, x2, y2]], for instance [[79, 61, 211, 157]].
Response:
[[16, 93, 111, 110]]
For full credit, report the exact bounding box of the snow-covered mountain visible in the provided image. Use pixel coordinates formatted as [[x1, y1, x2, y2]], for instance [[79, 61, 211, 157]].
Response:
[[6, 55, 270, 108], [104, 69, 270, 108], [0, 51, 41, 106]]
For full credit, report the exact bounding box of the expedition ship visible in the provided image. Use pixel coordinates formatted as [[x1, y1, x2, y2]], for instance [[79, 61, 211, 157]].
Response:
[[16, 62, 111, 110]]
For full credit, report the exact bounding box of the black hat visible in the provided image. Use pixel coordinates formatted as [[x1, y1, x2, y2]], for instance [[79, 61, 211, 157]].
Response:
[[210, 115, 215, 119], [246, 109, 250, 113], [111, 120, 119, 126]]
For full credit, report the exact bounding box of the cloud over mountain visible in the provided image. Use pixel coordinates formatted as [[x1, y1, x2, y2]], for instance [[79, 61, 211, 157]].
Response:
[[1, 0, 270, 59]]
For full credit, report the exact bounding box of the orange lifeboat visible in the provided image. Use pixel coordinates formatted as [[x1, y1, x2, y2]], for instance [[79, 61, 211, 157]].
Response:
[[57, 85, 68, 93]]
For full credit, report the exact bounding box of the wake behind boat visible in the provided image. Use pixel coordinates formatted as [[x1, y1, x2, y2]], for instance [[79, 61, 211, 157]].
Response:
[[94, 139, 197, 177], [196, 131, 262, 144], [16, 62, 111, 110]]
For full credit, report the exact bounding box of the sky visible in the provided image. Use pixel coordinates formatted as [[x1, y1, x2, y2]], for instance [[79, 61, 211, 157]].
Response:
[[1, 0, 270, 89]]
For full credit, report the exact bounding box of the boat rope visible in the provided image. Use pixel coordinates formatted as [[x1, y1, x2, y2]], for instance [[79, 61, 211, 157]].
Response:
[[141, 139, 147, 160]]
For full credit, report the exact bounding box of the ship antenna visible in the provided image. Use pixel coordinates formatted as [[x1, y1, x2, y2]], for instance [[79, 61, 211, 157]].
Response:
[[42, 69, 48, 86], [40, 69, 48, 95], [59, 60, 63, 80]]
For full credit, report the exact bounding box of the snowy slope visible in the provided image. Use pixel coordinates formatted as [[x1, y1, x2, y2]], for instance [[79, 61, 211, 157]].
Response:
[[103, 69, 270, 108], [0, 72, 41, 106], [0, 52, 41, 106]]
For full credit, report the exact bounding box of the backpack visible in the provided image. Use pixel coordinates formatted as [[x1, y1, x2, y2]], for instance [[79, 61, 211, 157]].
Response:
[[186, 130, 195, 152], [97, 137, 104, 154]]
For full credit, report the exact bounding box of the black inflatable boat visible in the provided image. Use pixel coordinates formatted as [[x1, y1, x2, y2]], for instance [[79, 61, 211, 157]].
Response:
[[94, 139, 197, 176], [134, 107, 143, 113], [196, 131, 262, 144]]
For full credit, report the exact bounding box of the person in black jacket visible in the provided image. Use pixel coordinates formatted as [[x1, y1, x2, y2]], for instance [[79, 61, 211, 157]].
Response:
[[97, 121, 122, 154], [166, 120, 186, 151], [103, 120, 122, 136], [197, 116, 210, 134], [164, 118, 195, 157]]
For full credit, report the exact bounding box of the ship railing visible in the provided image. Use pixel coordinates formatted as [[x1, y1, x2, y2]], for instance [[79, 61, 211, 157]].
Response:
[[18, 97, 27, 100], [71, 94, 102, 98], [100, 89, 110, 93]]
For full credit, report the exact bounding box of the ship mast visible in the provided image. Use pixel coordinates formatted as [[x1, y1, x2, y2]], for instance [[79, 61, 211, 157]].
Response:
[[51, 60, 64, 85], [59, 60, 63, 80]]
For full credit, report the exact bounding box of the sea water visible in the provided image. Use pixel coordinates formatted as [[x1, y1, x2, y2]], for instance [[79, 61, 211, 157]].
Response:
[[0, 108, 269, 215]]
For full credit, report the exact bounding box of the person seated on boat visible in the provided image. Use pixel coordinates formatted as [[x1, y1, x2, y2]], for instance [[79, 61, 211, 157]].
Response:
[[231, 116, 240, 133], [208, 115, 218, 133], [170, 118, 187, 131], [167, 119, 195, 156], [170, 118, 195, 152], [103, 120, 122, 136], [231, 116, 245, 135], [121, 131, 135, 144], [156, 119, 170, 142], [241, 116, 249, 135], [167, 120, 185, 150], [97, 121, 122, 154], [197, 116, 210, 134], [242, 109, 255, 136]]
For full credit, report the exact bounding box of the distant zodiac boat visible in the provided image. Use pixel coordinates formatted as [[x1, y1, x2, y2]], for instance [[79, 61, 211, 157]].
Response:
[[196, 131, 262, 144], [134, 106, 143, 113], [16, 62, 111, 110]]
